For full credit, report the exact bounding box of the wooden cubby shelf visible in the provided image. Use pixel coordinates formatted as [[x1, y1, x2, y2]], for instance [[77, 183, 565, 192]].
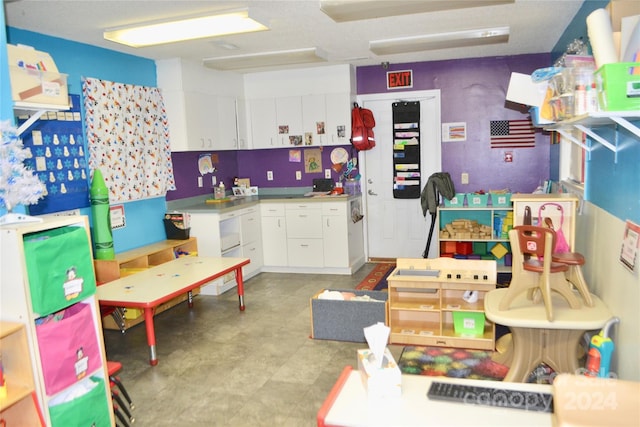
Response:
[[94, 237, 199, 331]]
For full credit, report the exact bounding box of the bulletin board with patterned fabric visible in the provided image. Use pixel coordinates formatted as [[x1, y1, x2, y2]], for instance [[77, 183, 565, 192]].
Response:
[[392, 101, 421, 199], [18, 94, 90, 215]]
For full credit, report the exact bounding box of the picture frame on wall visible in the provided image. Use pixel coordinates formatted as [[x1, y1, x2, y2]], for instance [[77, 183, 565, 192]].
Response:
[[442, 122, 467, 142]]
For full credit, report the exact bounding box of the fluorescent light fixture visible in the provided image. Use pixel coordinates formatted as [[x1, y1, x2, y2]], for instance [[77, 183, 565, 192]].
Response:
[[320, 0, 514, 22], [370, 27, 510, 55], [104, 9, 268, 47], [203, 48, 328, 71]]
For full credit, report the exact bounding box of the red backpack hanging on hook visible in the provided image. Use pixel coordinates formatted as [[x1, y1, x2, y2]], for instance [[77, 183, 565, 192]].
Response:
[[350, 103, 376, 151]]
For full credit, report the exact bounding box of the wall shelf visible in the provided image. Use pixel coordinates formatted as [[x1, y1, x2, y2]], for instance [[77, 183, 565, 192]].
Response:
[[545, 112, 640, 163]]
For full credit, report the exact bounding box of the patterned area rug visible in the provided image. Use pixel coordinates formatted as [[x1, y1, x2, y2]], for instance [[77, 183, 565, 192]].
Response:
[[398, 346, 509, 381], [355, 263, 395, 291]]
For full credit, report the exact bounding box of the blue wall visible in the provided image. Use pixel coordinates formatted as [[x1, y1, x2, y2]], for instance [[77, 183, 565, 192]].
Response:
[[550, 1, 640, 224], [6, 28, 165, 252]]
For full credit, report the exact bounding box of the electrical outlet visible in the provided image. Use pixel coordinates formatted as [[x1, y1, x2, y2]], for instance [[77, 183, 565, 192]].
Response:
[[325, 169, 331, 179], [296, 171, 302, 180], [197, 176, 203, 187], [212, 176, 216, 186], [461, 173, 469, 184], [267, 170, 274, 181]]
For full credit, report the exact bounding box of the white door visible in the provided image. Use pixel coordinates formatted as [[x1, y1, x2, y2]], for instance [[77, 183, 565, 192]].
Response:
[[358, 90, 441, 260]]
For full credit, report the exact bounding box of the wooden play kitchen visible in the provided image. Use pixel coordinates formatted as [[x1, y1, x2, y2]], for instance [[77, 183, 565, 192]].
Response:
[[387, 257, 497, 350]]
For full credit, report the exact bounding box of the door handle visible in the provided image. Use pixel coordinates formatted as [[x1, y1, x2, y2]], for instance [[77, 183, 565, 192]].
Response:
[[368, 189, 378, 196]]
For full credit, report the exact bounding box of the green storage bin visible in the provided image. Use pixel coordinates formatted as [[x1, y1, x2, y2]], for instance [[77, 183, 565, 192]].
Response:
[[48, 376, 111, 427], [594, 62, 640, 111], [24, 226, 96, 316], [490, 192, 512, 207], [453, 312, 485, 337]]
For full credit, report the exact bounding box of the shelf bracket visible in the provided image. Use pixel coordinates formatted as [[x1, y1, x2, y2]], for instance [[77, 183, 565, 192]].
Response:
[[16, 110, 46, 136], [574, 124, 619, 163], [609, 116, 640, 139], [555, 128, 593, 161]]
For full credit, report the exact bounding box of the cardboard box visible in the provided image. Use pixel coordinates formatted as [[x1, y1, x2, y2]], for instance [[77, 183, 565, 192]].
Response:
[[310, 289, 388, 342], [607, 0, 639, 32], [7, 44, 69, 108], [357, 348, 401, 398]]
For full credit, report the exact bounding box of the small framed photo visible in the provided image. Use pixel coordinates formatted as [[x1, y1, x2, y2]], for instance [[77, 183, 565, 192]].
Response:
[[232, 187, 244, 196], [442, 122, 467, 142]]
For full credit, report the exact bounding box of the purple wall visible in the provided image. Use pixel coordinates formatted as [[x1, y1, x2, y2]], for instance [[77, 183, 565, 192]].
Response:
[[167, 144, 354, 200], [168, 53, 552, 201], [357, 53, 552, 194]]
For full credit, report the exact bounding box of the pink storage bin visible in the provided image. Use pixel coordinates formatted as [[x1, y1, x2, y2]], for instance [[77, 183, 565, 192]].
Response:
[[36, 302, 101, 396]]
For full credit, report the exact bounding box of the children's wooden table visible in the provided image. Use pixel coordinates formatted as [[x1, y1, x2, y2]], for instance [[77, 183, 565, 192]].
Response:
[[96, 256, 249, 365]]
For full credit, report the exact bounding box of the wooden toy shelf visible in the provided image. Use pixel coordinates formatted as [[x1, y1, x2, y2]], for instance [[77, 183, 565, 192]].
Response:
[[387, 258, 497, 351], [0, 322, 44, 426], [94, 238, 199, 331]]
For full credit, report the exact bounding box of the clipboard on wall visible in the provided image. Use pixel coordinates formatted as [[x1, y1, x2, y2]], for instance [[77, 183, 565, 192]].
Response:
[[392, 101, 421, 199]]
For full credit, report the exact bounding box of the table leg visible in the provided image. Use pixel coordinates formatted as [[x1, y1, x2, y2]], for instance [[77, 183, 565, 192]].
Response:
[[236, 267, 245, 311], [143, 307, 158, 366], [503, 327, 584, 383]]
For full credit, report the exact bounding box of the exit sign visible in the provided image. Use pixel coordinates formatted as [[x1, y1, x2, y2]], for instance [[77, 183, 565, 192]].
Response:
[[387, 70, 413, 89]]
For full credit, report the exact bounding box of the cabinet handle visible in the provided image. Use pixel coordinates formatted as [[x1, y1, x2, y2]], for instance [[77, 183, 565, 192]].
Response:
[[326, 218, 330, 227], [299, 214, 307, 218], [277, 219, 281, 227], [300, 244, 309, 248]]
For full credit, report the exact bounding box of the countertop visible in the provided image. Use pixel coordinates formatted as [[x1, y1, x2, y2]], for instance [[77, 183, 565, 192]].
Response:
[[167, 190, 358, 214]]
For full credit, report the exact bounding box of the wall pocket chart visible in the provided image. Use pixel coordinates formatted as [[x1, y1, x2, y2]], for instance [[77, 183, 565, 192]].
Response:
[[392, 101, 421, 199], [18, 94, 90, 215]]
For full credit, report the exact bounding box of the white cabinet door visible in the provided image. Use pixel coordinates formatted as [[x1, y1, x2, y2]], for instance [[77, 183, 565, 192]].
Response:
[[236, 98, 249, 149], [325, 93, 351, 146], [285, 205, 322, 238], [322, 202, 349, 267], [216, 96, 239, 151], [261, 204, 288, 266], [276, 96, 303, 146], [287, 238, 324, 267], [250, 98, 278, 149], [302, 94, 327, 146], [184, 91, 218, 150], [189, 213, 222, 257], [240, 206, 263, 277]]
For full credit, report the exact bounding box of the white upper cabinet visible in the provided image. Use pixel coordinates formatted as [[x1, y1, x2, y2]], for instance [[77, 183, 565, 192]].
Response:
[[249, 97, 279, 149], [244, 64, 355, 149], [276, 96, 303, 146], [325, 92, 351, 146], [302, 94, 327, 146], [156, 58, 244, 152]]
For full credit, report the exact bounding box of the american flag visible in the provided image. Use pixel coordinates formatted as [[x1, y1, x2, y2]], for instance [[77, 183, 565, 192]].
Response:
[[490, 119, 536, 148]]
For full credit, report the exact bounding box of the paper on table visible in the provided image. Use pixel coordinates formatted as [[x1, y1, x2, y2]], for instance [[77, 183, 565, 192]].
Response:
[[363, 322, 390, 369]]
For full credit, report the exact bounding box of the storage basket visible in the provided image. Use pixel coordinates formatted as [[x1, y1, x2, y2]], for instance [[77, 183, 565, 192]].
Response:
[[311, 289, 388, 342], [490, 193, 512, 207], [594, 62, 640, 111], [36, 302, 102, 396], [453, 311, 485, 337], [443, 193, 466, 207], [24, 225, 96, 316], [467, 193, 489, 207], [48, 376, 112, 427]]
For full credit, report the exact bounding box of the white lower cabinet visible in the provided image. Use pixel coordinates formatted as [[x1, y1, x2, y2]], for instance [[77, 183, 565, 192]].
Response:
[[260, 203, 288, 267], [322, 202, 349, 268], [188, 206, 262, 295], [286, 203, 323, 267], [240, 206, 263, 277]]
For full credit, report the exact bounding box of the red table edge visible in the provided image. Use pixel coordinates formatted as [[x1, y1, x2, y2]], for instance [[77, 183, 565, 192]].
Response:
[[317, 365, 353, 427]]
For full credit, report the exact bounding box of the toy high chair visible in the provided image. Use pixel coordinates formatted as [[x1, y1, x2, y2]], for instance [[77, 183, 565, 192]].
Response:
[[499, 225, 581, 321]]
